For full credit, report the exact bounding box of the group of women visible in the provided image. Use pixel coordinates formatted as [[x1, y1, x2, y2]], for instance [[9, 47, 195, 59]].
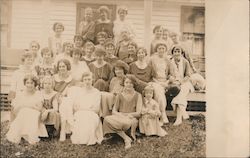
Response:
[[6, 5, 206, 149]]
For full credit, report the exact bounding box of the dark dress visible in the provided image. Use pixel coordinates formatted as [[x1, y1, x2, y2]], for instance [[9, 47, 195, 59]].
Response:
[[88, 62, 113, 91], [94, 20, 114, 44]]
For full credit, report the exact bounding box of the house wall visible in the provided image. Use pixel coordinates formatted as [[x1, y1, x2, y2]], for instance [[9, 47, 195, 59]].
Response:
[[9, 0, 204, 49]]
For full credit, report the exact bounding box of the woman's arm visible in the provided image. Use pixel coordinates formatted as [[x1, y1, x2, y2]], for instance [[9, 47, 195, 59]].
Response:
[[90, 90, 101, 114]]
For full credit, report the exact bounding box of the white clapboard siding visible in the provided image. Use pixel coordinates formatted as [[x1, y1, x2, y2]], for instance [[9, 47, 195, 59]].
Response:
[[11, 0, 43, 49], [49, 0, 76, 43], [152, 2, 181, 36]]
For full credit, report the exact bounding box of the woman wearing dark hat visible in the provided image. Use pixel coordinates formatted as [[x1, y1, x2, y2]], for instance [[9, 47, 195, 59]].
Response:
[[94, 6, 114, 44], [88, 47, 113, 91]]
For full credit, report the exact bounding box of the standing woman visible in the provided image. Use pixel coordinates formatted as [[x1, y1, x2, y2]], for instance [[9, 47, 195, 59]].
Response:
[[113, 6, 136, 44], [103, 75, 143, 149], [6, 74, 48, 144], [48, 22, 64, 56], [78, 7, 95, 43], [88, 47, 113, 91], [67, 72, 103, 145], [94, 6, 114, 44]]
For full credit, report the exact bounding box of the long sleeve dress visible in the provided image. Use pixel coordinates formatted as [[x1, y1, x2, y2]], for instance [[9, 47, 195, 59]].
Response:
[[6, 91, 48, 144], [65, 87, 103, 145], [103, 91, 142, 135], [78, 21, 95, 42], [139, 98, 167, 136]]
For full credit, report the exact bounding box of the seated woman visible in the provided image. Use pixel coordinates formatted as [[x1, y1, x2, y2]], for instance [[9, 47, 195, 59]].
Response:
[[104, 38, 119, 68], [99, 60, 129, 118], [6, 74, 48, 144], [40, 76, 60, 139], [168, 45, 203, 126], [35, 47, 56, 89], [53, 59, 76, 141], [70, 48, 90, 82], [64, 72, 103, 145], [81, 41, 95, 65], [103, 75, 142, 149], [129, 47, 169, 125], [89, 47, 113, 91]]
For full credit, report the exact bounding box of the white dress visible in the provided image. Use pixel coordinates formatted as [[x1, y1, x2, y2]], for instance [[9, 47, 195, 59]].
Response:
[[70, 61, 90, 81], [65, 87, 103, 145], [6, 91, 48, 144]]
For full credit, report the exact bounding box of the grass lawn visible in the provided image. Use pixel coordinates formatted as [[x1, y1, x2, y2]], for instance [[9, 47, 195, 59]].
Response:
[[0, 115, 205, 158]]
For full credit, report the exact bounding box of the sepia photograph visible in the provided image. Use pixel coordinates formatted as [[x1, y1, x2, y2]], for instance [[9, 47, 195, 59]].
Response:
[[1, 0, 246, 157]]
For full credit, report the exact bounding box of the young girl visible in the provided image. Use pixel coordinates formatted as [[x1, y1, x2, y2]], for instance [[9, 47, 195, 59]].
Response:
[[150, 25, 163, 55], [35, 47, 56, 89], [6, 74, 48, 144], [78, 7, 95, 43], [48, 22, 64, 56], [70, 48, 90, 82], [88, 47, 113, 91], [123, 41, 137, 64], [139, 85, 167, 136], [115, 30, 131, 61], [81, 41, 95, 65], [104, 38, 118, 67], [40, 76, 60, 139], [103, 75, 142, 149]]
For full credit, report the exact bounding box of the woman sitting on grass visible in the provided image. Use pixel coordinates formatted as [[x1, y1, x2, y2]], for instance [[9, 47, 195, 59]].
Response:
[[103, 75, 142, 149], [6, 74, 48, 144], [63, 72, 103, 145], [40, 76, 60, 140]]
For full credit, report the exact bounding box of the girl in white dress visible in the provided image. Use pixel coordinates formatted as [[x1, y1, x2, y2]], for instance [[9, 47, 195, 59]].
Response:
[[63, 72, 103, 145], [139, 85, 167, 136], [6, 74, 48, 144]]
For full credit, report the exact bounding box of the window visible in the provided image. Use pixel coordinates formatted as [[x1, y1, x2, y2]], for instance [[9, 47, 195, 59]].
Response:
[[181, 6, 205, 77], [76, 3, 116, 34]]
